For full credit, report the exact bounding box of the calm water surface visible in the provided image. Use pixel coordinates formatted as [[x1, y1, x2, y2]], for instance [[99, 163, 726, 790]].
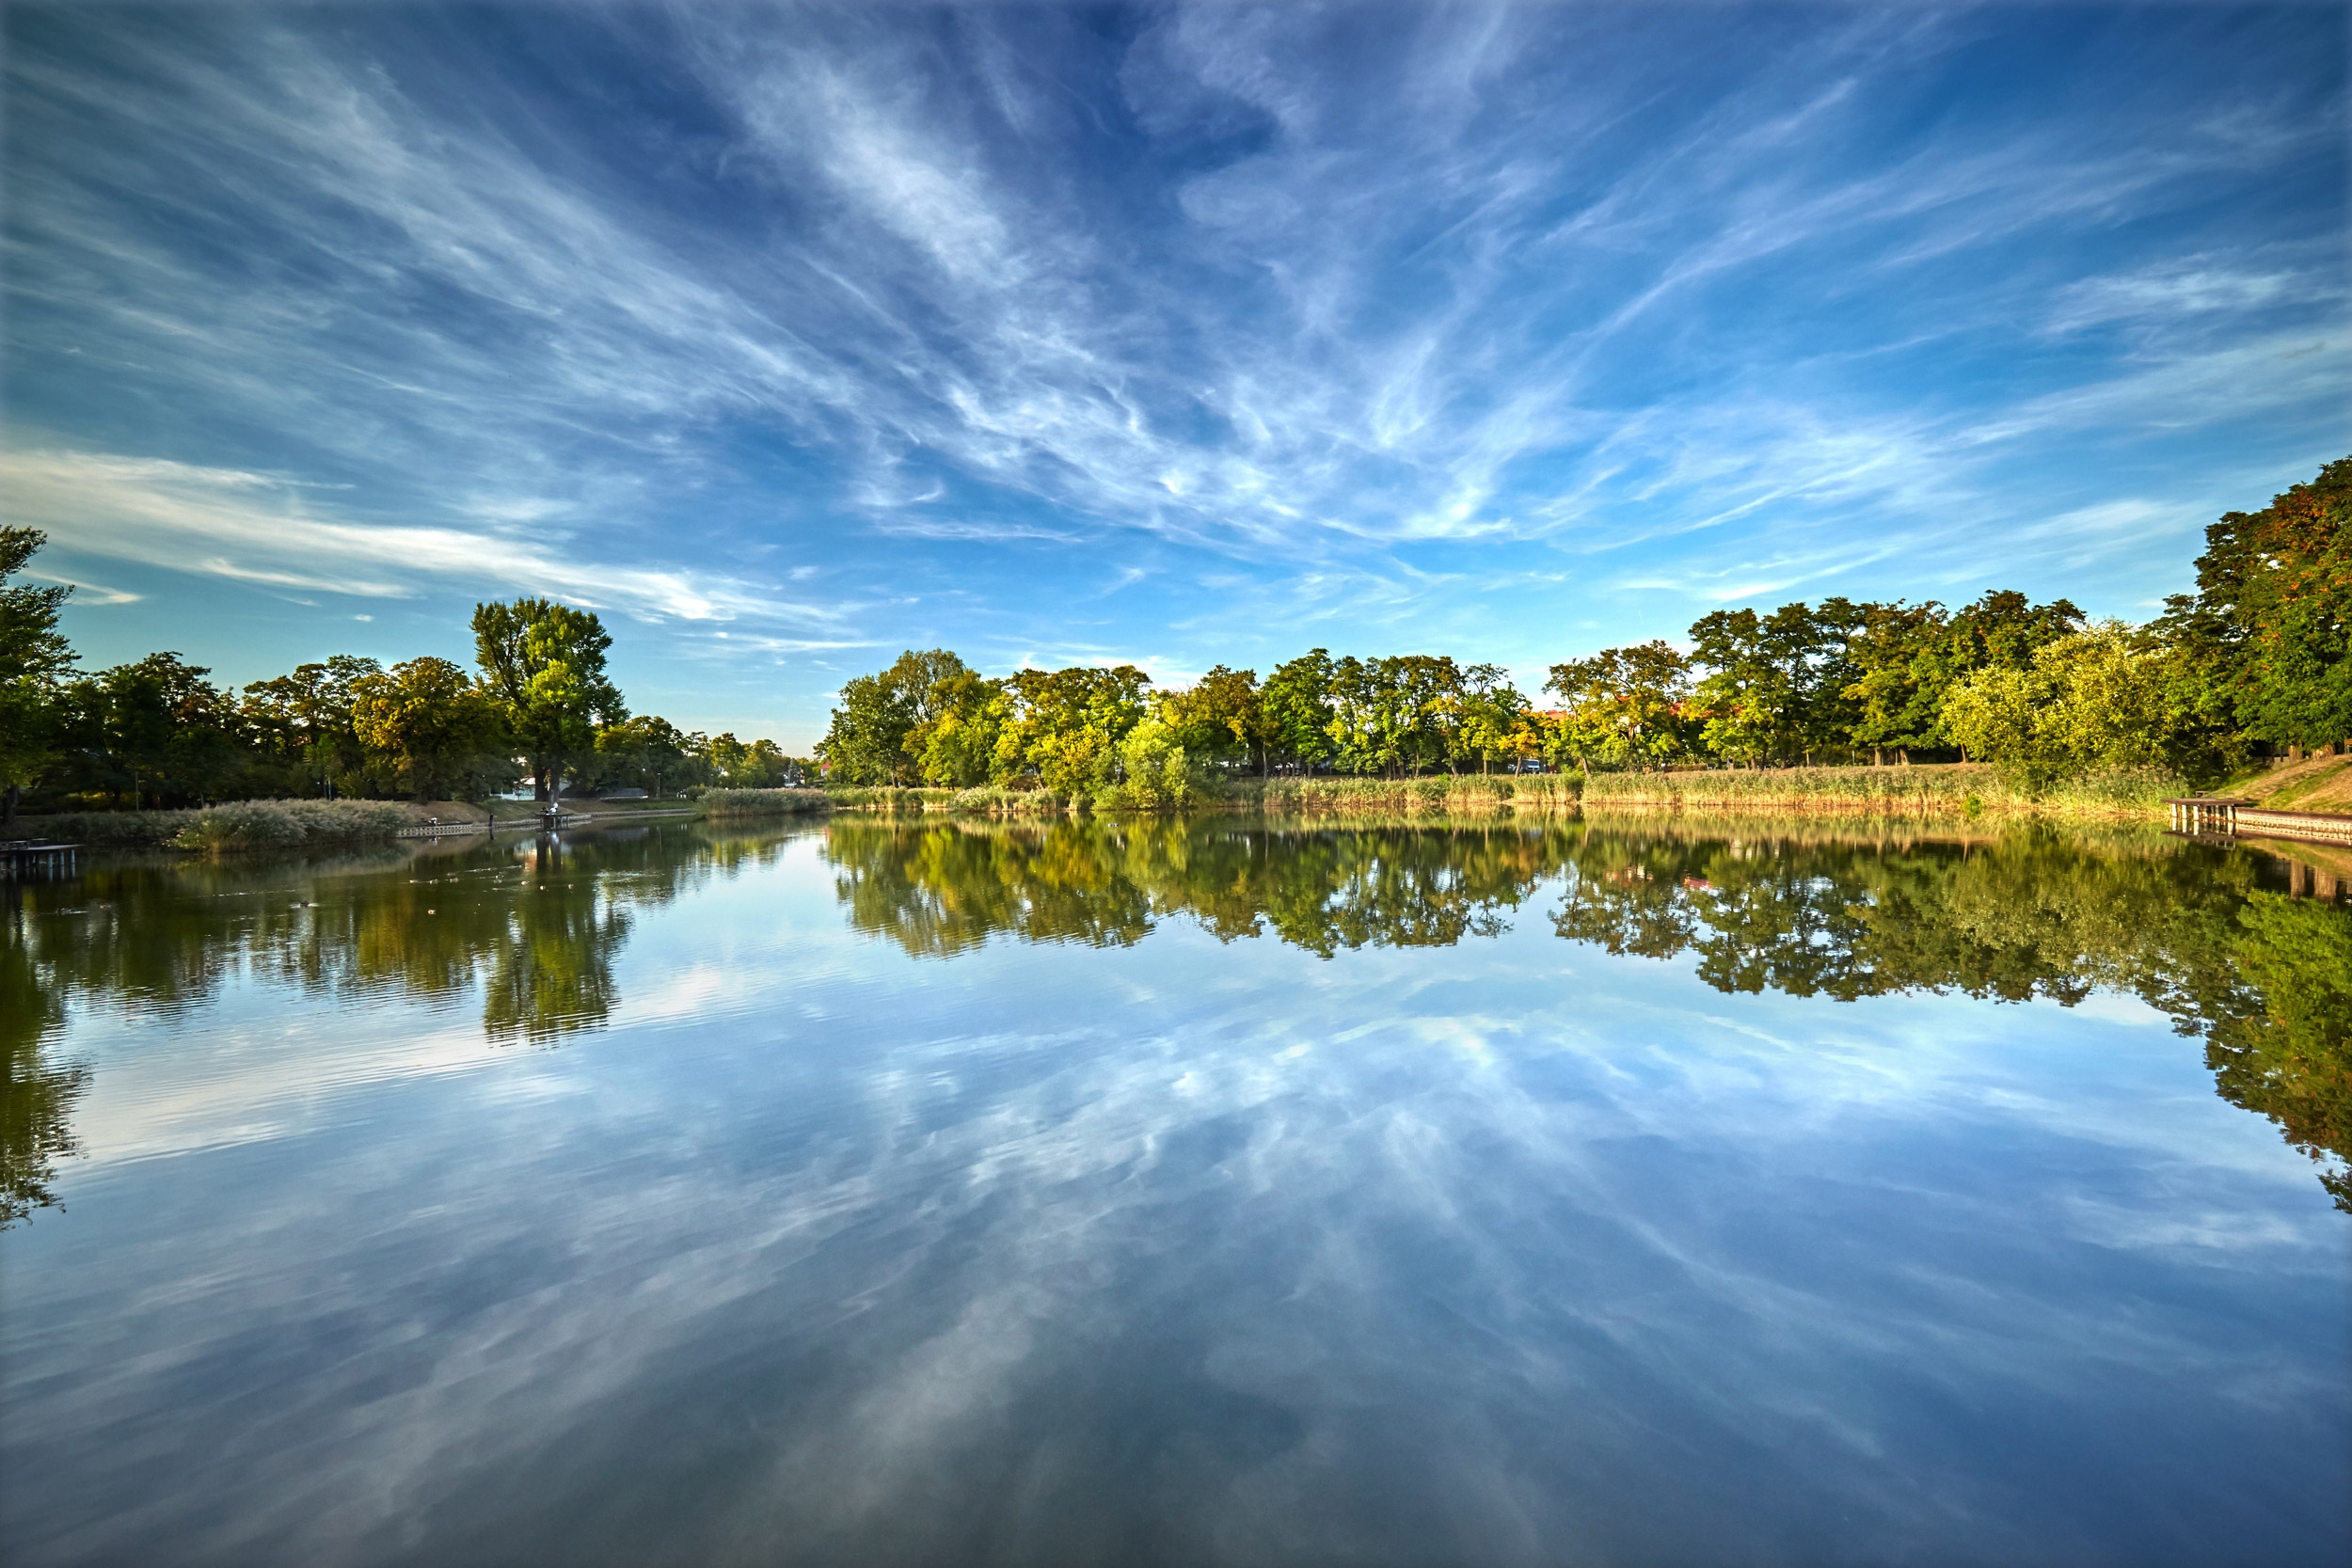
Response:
[[4, 816, 2348, 1566]]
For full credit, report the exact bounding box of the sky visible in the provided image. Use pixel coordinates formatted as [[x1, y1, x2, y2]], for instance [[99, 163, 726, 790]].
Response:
[[3, 2, 2344, 750]]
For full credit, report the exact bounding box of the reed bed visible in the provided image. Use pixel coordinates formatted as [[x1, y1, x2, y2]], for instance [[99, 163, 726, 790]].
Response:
[[12, 800, 417, 850], [700, 787, 834, 818], [1226, 772, 1582, 817], [1580, 763, 2184, 817]]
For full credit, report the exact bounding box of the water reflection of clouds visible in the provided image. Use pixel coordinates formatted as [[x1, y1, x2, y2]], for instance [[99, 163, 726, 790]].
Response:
[[3, 825, 2346, 1564]]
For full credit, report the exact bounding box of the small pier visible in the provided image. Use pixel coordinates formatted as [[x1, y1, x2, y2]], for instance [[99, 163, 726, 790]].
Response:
[[2, 839, 80, 878], [2167, 798, 2352, 847]]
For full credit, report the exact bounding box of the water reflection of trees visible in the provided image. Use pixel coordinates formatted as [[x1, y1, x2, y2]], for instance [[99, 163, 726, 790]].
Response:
[[1, 924, 84, 1226], [5, 817, 2344, 1223], [0, 826, 803, 1223], [821, 818, 1570, 959], [1553, 822, 2348, 1210], [827, 816, 2351, 1210]]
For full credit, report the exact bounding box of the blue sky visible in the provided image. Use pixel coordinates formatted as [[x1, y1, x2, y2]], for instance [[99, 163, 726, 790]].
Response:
[[4, 3, 2344, 749]]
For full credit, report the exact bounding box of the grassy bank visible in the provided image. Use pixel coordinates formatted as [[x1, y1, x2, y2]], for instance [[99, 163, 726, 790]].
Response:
[[2214, 752, 2352, 813], [1580, 761, 2184, 818]]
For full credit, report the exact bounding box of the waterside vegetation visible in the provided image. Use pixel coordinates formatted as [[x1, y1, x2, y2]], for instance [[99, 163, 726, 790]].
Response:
[[815, 458, 2351, 816]]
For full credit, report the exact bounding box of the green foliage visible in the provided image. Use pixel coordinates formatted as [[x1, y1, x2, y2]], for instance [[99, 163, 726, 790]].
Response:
[[53, 652, 248, 809], [1942, 622, 2227, 789], [240, 655, 382, 800], [471, 598, 624, 799], [1546, 641, 1691, 769], [2206, 894, 2352, 1211], [1260, 649, 1337, 772], [1160, 664, 1269, 769], [0, 529, 77, 821], [2161, 457, 2352, 753], [990, 663, 1151, 794], [350, 657, 512, 802]]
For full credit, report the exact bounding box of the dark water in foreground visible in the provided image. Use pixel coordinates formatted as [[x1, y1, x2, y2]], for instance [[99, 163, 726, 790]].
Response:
[[3, 816, 2347, 1566]]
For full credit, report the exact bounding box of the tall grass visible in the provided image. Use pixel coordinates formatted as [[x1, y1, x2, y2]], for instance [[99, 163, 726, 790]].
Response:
[[949, 786, 1075, 816], [11, 800, 417, 849], [1580, 762, 2184, 817], [700, 786, 834, 818], [821, 784, 1077, 815], [1226, 772, 1582, 816]]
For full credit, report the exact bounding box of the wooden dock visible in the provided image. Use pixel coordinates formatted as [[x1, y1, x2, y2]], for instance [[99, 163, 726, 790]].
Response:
[[2166, 797, 2352, 847], [1, 840, 80, 877]]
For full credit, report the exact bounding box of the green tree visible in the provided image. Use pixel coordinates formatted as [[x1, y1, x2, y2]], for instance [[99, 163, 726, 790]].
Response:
[[2159, 456, 2352, 757], [241, 655, 383, 800], [1546, 641, 1691, 771], [1449, 664, 1534, 775], [1687, 604, 1849, 766], [1840, 601, 1947, 764], [1260, 650, 1336, 774], [594, 715, 692, 797], [1326, 655, 1458, 777], [1917, 591, 2084, 756], [60, 654, 246, 808], [1942, 621, 2211, 788], [1162, 665, 1271, 774], [707, 732, 792, 786], [990, 664, 1152, 794], [898, 652, 1001, 786], [350, 657, 511, 802], [0, 529, 77, 827], [471, 599, 625, 801]]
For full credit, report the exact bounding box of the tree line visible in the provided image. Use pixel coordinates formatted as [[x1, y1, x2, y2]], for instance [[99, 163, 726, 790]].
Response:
[[0, 532, 811, 826], [818, 457, 2351, 794]]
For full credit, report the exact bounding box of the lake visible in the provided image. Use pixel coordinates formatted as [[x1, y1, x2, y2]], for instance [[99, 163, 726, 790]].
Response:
[[3, 815, 2347, 1566]]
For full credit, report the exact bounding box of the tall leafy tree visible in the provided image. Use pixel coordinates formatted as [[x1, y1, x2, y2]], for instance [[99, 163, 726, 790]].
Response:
[[350, 657, 512, 802], [1942, 622, 2222, 787], [2160, 456, 2351, 755], [59, 654, 246, 808], [1162, 665, 1271, 774], [594, 715, 693, 796], [1449, 663, 1534, 775], [240, 655, 381, 799], [1259, 650, 1336, 774], [471, 599, 625, 800], [1687, 603, 1854, 766], [1920, 591, 2084, 758], [1545, 642, 1691, 771], [991, 664, 1151, 794], [0, 529, 76, 828], [1840, 602, 1947, 764]]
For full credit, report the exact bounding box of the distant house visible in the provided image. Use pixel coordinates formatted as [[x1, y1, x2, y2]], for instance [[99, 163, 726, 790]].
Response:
[[602, 788, 648, 800]]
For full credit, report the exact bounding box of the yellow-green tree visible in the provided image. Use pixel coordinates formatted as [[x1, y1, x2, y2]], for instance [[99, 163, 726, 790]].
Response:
[[351, 657, 510, 801]]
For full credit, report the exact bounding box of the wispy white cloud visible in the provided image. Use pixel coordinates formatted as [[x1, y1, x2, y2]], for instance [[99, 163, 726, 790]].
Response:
[[2, 2, 2343, 703], [3, 446, 843, 627]]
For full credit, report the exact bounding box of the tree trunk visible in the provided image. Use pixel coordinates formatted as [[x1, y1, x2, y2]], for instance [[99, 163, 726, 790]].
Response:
[[1872, 747, 1883, 768], [2, 784, 16, 831]]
